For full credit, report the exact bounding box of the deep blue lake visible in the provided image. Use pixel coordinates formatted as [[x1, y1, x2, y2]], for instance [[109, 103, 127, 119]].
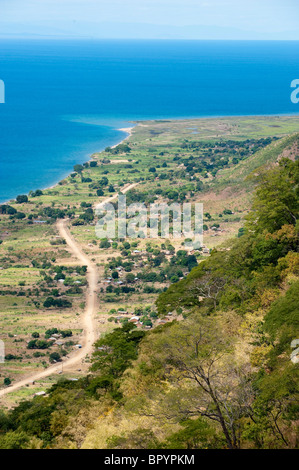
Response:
[[0, 39, 298, 202]]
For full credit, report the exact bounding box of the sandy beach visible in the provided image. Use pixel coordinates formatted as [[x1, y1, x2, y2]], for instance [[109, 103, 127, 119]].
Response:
[[111, 126, 135, 149]]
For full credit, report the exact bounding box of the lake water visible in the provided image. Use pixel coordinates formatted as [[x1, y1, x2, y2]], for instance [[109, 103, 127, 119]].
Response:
[[0, 39, 298, 202]]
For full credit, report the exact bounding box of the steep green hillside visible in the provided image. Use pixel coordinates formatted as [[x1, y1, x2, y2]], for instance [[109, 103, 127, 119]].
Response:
[[216, 133, 299, 188], [0, 156, 298, 450]]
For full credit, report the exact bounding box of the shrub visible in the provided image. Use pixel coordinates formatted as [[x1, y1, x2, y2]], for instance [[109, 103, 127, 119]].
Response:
[[49, 352, 61, 363], [16, 195, 28, 204]]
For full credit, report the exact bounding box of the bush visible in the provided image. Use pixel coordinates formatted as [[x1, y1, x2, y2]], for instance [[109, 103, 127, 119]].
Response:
[[60, 330, 72, 338], [16, 195, 28, 204], [31, 190, 43, 197], [100, 239, 111, 249], [15, 212, 26, 219], [74, 164, 84, 173], [27, 339, 50, 350], [49, 352, 61, 363], [263, 281, 299, 338], [45, 328, 59, 338], [43, 297, 72, 309]]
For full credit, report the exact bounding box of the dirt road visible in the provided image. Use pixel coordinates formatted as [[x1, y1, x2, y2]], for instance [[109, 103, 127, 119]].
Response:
[[0, 183, 137, 399], [0, 220, 98, 398]]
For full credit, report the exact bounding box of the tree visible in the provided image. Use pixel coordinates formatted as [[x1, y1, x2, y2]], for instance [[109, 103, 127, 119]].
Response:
[[247, 159, 299, 234], [60, 329, 72, 338], [0, 205, 16, 215], [43, 297, 72, 309], [188, 274, 227, 310], [100, 239, 111, 249], [27, 339, 49, 350], [31, 190, 43, 197], [137, 315, 252, 449], [74, 164, 84, 173], [106, 428, 158, 449], [16, 212, 26, 219], [16, 195, 28, 204], [4, 378, 11, 386], [161, 418, 216, 449], [49, 352, 61, 363], [91, 323, 145, 399], [100, 177, 109, 186], [80, 208, 94, 222], [45, 328, 59, 338], [0, 431, 29, 449], [126, 273, 135, 284]]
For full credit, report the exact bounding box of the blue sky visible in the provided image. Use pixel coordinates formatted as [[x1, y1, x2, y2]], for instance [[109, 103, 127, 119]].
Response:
[[0, 0, 298, 39]]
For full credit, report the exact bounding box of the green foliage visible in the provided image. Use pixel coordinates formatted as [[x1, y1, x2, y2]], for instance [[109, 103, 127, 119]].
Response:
[[27, 339, 50, 350], [160, 419, 219, 449], [92, 323, 145, 378], [263, 281, 299, 338], [100, 239, 111, 249], [31, 189, 43, 197], [49, 352, 61, 363], [74, 164, 84, 173], [157, 160, 299, 316], [0, 430, 30, 449], [16, 195, 28, 204], [45, 328, 59, 338], [91, 323, 146, 399], [247, 158, 299, 234], [0, 125, 298, 450], [0, 204, 17, 215], [43, 297, 72, 308]]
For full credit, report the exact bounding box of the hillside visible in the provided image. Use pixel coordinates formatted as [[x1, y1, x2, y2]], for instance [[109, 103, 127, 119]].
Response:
[[0, 116, 298, 449]]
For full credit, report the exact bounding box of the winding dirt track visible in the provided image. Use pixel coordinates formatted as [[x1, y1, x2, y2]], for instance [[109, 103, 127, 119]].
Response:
[[0, 220, 98, 398], [0, 183, 137, 399]]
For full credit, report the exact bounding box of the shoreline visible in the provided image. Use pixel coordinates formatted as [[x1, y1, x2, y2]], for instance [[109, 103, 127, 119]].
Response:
[[1, 112, 299, 205], [0, 125, 136, 205], [43, 126, 136, 191], [110, 126, 134, 149]]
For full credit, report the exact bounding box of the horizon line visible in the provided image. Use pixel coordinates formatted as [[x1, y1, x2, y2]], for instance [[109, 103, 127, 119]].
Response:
[[0, 37, 299, 41]]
